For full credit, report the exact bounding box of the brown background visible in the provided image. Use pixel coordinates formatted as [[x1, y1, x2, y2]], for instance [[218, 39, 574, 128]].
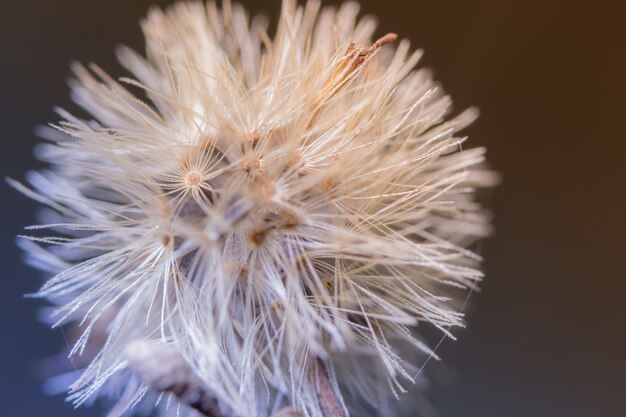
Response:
[[1, 1, 624, 416]]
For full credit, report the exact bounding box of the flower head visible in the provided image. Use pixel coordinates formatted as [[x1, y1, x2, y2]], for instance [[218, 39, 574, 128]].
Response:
[[14, 1, 495, 416]]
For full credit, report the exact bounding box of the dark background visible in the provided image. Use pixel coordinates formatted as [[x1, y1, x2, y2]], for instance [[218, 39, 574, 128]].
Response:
[[1, 1, 624, 416]]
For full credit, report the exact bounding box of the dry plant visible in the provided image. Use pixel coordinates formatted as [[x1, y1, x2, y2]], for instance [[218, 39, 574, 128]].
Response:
[[11, 1, 496, 416]]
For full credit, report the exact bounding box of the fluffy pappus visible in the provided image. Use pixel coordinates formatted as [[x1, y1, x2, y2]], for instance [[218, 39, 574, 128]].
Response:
[[12, 1, 497, 417]]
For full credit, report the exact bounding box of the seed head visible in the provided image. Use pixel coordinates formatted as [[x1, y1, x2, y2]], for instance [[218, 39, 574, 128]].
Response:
[[14, 1, 496, 416]]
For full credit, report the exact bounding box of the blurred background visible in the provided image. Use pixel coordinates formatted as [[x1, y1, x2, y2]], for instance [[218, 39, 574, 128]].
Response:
[[1, 0, 624, 416]]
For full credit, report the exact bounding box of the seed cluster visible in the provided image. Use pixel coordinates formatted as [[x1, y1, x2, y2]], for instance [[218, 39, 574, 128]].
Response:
[[14, 1, 495, 417]]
